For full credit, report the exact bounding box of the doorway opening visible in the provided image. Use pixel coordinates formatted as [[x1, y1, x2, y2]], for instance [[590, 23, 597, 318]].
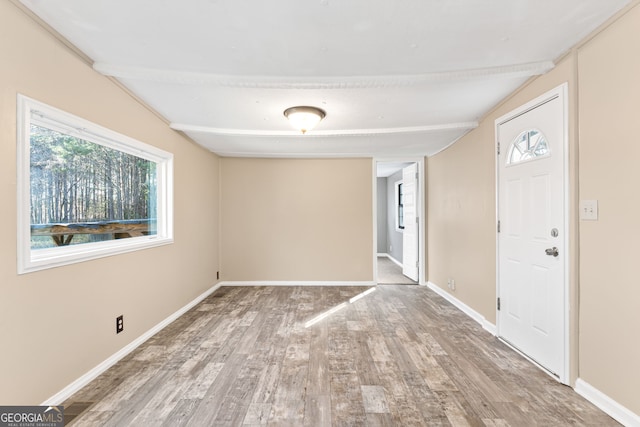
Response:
[[374, 159, 425, 285]]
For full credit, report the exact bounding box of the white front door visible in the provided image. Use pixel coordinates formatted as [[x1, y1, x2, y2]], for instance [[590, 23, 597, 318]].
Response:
[[402, 163, 419, 281], [497, 84, 567, 382]]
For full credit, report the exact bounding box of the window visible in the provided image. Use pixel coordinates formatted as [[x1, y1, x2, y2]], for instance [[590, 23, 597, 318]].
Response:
[[396, 181, 404, 231], [507, 129, 550, 165], [17, 95, 173, 274]]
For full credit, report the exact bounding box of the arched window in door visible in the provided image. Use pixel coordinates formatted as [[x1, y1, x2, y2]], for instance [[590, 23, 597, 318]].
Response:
[[507, 129, 550, 165]]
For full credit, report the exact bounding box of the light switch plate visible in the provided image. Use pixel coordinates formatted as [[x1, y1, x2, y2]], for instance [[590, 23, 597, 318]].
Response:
[[580, 200, 598, 220]]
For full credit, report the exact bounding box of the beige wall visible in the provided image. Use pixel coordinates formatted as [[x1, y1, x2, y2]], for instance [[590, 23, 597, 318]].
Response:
[[428, 56, 576, 325], [220, 158, 373, 282], [426, 119, 497, 319], [428, 1, 640, 417], [0, 2, 220, 404], [577, 3, 640, 415]]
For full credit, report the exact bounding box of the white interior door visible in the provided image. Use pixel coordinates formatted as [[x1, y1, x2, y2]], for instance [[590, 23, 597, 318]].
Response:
[[402, 163, 419, 281], [497, 85, 567, 381]]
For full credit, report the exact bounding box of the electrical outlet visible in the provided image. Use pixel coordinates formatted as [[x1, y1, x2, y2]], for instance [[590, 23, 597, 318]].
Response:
[[447, 278, 455, 291], [217, 271, 220, 280], [116, 315, 124, 334], [389, 245, 392, 252], [580, 200, 598, 220]]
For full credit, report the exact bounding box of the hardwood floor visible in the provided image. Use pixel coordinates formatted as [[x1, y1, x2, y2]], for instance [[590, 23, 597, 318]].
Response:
[[64, 285, 619, 426]]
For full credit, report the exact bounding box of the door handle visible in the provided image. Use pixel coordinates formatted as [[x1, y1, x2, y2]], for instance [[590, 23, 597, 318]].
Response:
[[545, 247, 559, 257]]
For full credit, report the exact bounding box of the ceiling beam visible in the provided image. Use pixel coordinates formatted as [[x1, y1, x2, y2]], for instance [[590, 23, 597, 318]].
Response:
[[94, 61, 554, 90], [169, 122, 478, 137]]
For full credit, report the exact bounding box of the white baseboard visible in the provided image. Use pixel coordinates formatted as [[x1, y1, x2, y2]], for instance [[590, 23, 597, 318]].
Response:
[[426, 281, 496, 335], [575, 379, 640, 427], [483, 319, 497, 335], [218, 280, 376, 287], [42, 282, 222, 406]]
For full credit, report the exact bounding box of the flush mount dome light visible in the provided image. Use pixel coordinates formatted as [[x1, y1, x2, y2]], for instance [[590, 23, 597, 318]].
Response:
[[283, 106, 326, 134]]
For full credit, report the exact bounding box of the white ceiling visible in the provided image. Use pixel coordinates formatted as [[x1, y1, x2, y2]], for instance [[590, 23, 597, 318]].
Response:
[[19, 0, 630, 158]]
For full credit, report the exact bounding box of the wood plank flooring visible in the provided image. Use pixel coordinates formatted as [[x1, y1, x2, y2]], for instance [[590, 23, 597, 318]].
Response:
[[63, 285, 619, 426]]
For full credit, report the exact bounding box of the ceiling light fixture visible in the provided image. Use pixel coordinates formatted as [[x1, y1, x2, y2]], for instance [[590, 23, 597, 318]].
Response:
[[283, 106, 326, 134]]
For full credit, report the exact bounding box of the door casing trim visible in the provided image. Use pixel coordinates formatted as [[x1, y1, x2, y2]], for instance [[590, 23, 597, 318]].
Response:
[[494, 82, 570, 384], [373, 158, 426, 285]]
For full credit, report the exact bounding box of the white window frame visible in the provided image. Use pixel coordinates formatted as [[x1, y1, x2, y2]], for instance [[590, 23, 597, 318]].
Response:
[[17, 94, 174, 274], [506, 128, 551, 167], [395, 179, 404, 232]]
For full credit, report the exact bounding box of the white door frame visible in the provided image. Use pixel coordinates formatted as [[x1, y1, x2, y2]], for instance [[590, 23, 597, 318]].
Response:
[[373, 158, 426, 285], [402, 163, 419, 281], [495, 83, 570, 384]]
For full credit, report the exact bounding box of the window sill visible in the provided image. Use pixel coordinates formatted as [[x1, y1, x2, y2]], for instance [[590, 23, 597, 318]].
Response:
[[18, 236, 173, 274]]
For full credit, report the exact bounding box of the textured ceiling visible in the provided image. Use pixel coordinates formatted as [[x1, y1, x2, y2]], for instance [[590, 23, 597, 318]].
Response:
[[19, 0, 630, 158]]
